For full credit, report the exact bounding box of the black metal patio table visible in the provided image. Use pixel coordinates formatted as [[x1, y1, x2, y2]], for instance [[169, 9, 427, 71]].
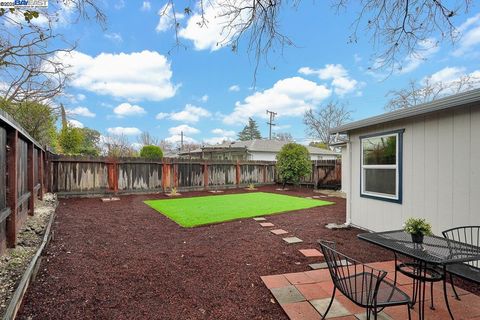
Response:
[[358, 230, 480, 320]]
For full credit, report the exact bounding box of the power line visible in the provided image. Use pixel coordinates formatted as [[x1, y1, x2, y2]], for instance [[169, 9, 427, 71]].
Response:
[[266, 110, 277, 140]]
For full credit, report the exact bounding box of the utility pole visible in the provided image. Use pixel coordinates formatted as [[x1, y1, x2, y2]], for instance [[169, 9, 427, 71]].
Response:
[[266, 110, 277, 140], [180, 131, 184, 151]]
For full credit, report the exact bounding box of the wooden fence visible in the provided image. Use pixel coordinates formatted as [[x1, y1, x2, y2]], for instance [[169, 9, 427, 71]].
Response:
[[48, 156, 341, 196], [0, 110, 46, 255], [48, 156, 277, 196]]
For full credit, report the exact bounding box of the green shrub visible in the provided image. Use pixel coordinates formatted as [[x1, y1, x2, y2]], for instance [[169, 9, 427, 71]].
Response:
[[276, 143, 312, 188], [140, 145, 163, 159]]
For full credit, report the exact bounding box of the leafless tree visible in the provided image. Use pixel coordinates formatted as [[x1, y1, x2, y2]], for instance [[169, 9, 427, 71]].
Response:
[[303, 101, 352, 146], [0, 1, 106, 103], [101, 134, 138, 158], [273, 132, 294, 141], [162, 0, 470, 74], [385, 74, 480, 111], [137, 131, 160, 146], [158, 139, 174, 152]]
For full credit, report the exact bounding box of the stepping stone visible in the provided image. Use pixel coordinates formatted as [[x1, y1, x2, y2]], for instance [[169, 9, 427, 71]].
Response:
[[270, 285, 306, 304], [270, 229, 288, 235], [299, 249, 323, 257], [260, 222, 275, 227], [356, 312, 393, 320], [253, 217, 267, 221], [309, 260, 351, 270], [310, 298, 351, 318], [101, 197, 120, 202], [283, 237, 303, 244]]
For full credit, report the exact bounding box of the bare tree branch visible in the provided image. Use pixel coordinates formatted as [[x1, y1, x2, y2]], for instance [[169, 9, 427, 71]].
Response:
[[303, 101, 352, 146]]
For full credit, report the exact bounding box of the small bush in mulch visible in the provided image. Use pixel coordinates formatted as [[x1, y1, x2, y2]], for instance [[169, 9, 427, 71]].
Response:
[[0, 194, 57, 315]]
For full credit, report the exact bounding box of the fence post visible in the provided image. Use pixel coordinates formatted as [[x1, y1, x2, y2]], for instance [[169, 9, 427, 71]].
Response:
[[313, 160, 319, 189], [6, 130, 18, 248], [203, 162, 209, 190], [161, 160, 169, 192], [39, 150, 44, 200], [107, 159, 118, 194], [263, 165, 267, 183], [27, 142, 34, 216], [173, 162, 179, 188], [235, 160, 240, 187]]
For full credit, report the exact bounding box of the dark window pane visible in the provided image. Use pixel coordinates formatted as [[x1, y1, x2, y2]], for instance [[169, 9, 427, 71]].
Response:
[[362, 135, 397, 165], [364, 168, 396, 196]]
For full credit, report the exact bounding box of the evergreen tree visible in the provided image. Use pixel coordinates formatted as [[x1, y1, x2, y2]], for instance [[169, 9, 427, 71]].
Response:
[[238, 117, 261, 141]]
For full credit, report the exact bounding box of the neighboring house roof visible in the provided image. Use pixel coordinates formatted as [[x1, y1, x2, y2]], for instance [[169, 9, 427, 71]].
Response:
[[180, 139, 339, 156], [330, 88, 480, 134]]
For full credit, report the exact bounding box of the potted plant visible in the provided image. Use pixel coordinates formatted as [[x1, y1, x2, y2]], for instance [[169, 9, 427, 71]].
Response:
[[403, 218, 433, 244]]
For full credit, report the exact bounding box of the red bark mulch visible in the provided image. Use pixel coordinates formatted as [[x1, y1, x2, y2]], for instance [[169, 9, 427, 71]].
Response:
[[14, 186, 443, 319]]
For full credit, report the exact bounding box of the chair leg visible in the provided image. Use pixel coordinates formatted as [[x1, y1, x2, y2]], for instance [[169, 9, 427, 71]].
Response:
[[321, 287, 336, 320], [430, 282, 435, 310], [407, 304, 412, 320], [449, 274, 461, 301]]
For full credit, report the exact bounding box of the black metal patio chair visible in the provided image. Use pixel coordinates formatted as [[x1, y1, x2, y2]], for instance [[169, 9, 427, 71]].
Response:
[[442, 226, 480, 300], [318, 240, 412, 320]]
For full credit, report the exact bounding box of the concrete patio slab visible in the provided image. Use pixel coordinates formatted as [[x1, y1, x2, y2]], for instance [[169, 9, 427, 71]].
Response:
[[270, 285, 305, 304], [262, 260, 480, 320], [270, 229, 288, 235], [283, 237, 303, 244], [309, 259, 351, 270], [259, 222, 275, 227], [253, 217, 267, 221], [310, 298, 351, 318]]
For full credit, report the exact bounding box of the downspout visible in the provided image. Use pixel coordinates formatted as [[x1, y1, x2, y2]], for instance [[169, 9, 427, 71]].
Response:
[[345, 137, 352, 226]]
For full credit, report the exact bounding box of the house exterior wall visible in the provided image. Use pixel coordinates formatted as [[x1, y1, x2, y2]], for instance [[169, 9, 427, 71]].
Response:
[[345, 102, 480, 234]]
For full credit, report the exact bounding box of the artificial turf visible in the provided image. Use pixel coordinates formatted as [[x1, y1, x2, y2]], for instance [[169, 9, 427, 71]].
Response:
[[144, 192, 334, 227]]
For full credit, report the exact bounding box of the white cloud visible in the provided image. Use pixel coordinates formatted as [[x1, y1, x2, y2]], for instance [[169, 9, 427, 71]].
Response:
[[104, 32, 123, 43], [68, 119, 84, 128], [354, 54, 362, 63], [168, 124, 200, 135], [114, 0, 125, 10], [113, 103, 146, 117], [421, 66, 480, 93], [398, 38, 439, 74], [427, 67, 466, 84], [156, 112, 169, 120], [453, 13, 480, 56], [200, 94, 209, 102], [107, 127, 141, 136], [141, 1, 151, 11], [224, 77, 331, 125], [178, 1, 249, 51], [298, 64, 360, 95], [229, 85, 240, 92], [203, 136, 232, 145], [156, 104, 211, 123], [67, 106, 96, 118], [57, 50, 178, 102], [164, 134, 197, 144], [156, 3, 185, 32], [212, 128, 235, 136], [76, 94, 86, 101]]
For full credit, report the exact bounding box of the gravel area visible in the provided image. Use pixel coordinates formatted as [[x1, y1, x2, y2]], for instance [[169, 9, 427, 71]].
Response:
[[15, 186, 477, 319], [0, 193, 57, 315]]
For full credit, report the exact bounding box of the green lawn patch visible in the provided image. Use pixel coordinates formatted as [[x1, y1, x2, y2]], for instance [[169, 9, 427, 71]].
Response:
[[144, 192, 334, 227]]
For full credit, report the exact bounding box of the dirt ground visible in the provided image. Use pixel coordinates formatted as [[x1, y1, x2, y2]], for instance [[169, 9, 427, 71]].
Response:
[[0, 194, 57, 315], [15, 186, 475, 320]]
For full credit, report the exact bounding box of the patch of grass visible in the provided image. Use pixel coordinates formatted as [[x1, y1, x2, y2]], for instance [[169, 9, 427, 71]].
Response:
[[144, 192, 334, 227]]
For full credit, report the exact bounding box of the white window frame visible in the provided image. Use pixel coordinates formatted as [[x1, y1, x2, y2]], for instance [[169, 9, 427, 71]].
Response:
[[360, 131, 402, 202]]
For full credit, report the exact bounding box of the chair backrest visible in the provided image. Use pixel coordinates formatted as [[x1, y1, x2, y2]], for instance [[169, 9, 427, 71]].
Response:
[[318, 240, 387, 307], [443, 226, 480, 268]]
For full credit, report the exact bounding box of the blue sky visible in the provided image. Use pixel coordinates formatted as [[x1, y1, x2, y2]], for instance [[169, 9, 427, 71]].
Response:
[[47, 1, 480, 146]]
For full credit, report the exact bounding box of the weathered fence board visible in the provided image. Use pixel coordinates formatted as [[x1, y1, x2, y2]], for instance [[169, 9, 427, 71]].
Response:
[[118, 162, 162, 191], [208, 164, 236, 187], [0, 127, 6, 211], [0, 110, 46, 254]]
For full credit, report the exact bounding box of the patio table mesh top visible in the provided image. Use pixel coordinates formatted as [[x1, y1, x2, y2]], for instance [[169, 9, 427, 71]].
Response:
[[358, 230, 480, 265]]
